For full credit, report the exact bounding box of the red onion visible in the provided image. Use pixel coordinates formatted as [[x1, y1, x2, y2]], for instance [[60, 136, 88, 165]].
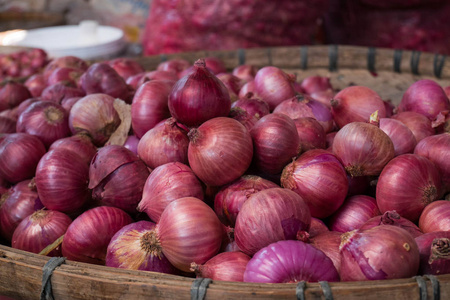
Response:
[[379, 117, 417, 156], [24, 74, 46, 97], [79, 63, 133, 103], [419, 200, 450, 233], [231, 96, 270, 120], [43, 56, 88, 79], [138, 162, 203, 222], [69, 94, 121, 147], [293, 117, 327, 151], [0, 81, 32, 112], [254, 66, 297, 110], [325, 131, 337, 150], [238, 81, 257, 99], [398, 79, 450, 120], [216, 73, 245, 102], [203, 57, 227, 75], [188, 117, 253, 186], [107, 57, 145, 80], [331, 86, 386, 128], [49, 134, 97, 166], [383, 99, 395, 118], [232, 65, 258, 82], [16, 101, 70, 148], [273, 94, 334, 133], [415, 231, 450, 275], [376, 154, 444, 222], [191, 251, 251, 282], [0, 133, 46, 183], [35, 148, 91, 213], [62, 206, 133, 264], [136, 71, 178, 87], [281, 149, 348, 218], [15, 98, 39, 119], [250, 113, 300, 175], [125, 73, 145, 90], [60, 96, 81, 112], [0, 116, 15, 133], [137, 117, 189, 169], [309, 217, 329, 238], [47, 67, 84, 87], [106, 220, 178, 274], [432, 110, 449, 134], [168, 59, 231, 127], [340, 226, 420, 281], [228, 107, 259, 131], [332, 121, 395, 177], [300, 76, 333, 94], [11, 209, 71, 256], [310, 231, 342, 273], [414, 133, 450, 192], [131, 80, 174, 138], [360, 211, 423, 238], [123, 135, 139, 155], [41, 82, 86, 104], [310, 89, 335, 109], [391, 111, 434, 143], [244, 240, 339, 283], [235, 188, 311, 256], [157, 58, 190, 78], [0, 179, 43, 241], [328, 195, 380, 233], [214, 175, 278, 227]]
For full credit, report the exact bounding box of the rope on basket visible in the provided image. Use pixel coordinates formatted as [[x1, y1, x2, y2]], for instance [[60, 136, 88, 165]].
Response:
[[40, 257, 66, 300], [328, 45, 338, 72], [319, 281, 334, 300], [394, 49, 403, 73], [410, 51, 421, 75], [424, 275, 441, 300], [300, 46, 308, 70], [367, 47, 376, 73], [433, 54, 446, 79], [190, 277, 212, 300], [295, 281, 307, 300], [415, 275, 428, 300]]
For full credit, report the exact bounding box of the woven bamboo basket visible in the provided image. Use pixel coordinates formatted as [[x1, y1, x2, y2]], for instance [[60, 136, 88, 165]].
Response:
[[0, 45, 449, 300]]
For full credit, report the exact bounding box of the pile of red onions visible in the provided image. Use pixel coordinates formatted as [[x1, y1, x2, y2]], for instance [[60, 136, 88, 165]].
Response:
[[415, 231, 450, 275]]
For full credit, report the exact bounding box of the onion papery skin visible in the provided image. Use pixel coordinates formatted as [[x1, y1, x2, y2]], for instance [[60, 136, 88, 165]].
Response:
[[214, 175, 279, 227], [168, 59, 231, 127], [25, 74, 46, 97], [107, 57, 145, 80], [253, 66, 297, 111], [330, 86, 386, 129], [360, 211, 423, 238], [398, 79, 450, 120], [414, 133, 450, 192], [310, 231, 342, 274], [156, 197, 223, 272], [136, 71, 178, 87], [232, 65, 258, 82], [310, 88, 335, 109], [156, 59, 190, 78], [15, 98, 40, 119], [328, 195, 380, 233], [339, 226, 420, 281], [0, 180, 43, 241], [244, 240, 339, 283], [376, 154, 444, 222], [332, 122, 395, 177], [106, 221, 178, 274], [300, 76, 333, 94], [273, 94, 334, 133], [216, 73, 245, 102], [415, 231, 450, 275], [62, 206, 133, 265], [16, 101, 70, 148], [238, 81, 257, 99], [49, 134, 97, 167], [41, 82, 86, 104], [43, 56, 88, 79], [131, 80, 174, 138], [235, 188, 311, 256], [250, 113, 300, 175], [229, 107, 259, 131], [138, 162, 204, 223], [309, 217, 329, 238], [293, 117, 327, 152], [419, 200, 450, 233], [231, 97, 270, 120], [61, 96, 82, 112], [281, 149, 348, 219], [35, 148, 91, 213], [47, 67, 84, 87], [379, 117, 417, 156], [0, 133, 46, 183], [391, 111, 434, 143], [11, 210, 72, 256], [203, 57, 227, 75], [188, 117, 253, 187], [0, 81, 32, 112], [0, 116, 16, 133], [69, 93, 121, 147], [137, 118, 189, 169], [191, 251, 251, 282]]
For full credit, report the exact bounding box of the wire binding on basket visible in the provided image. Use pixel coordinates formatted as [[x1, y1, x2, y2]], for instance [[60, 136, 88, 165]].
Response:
[[238, 48, 246, 65], [159, 53, 168, 63], [267, 48, 273, 66], [329, 45, 338, 72], [319, 281, 334, 300], [367, 47, 376, 73], [433, 54, 446, 79], [411, 51, 421, 75], [40, 257, 66, 300], [424, 275, 441, 300], [394, 49, 403, 73], [300, 46, 308, 70], [295, 281, 307, 300], [415, 276, 428, 300], [190, 277, 212, 300]]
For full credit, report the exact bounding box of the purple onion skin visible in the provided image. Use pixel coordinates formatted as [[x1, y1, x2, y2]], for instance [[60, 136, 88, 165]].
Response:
[[310, 231, 342, 274], [191, 251, 251, 282], [309, 217, 329, 238], [49, 134, 97, 167], [360, 211, 423, 238], [123, 135, 139, 155], [392, 111, 434, 144], [231, 97, 270, 120], [244, 240, 339, 283], [340, 226, 420, 281], [379, 117, 417, 156], [415, 231, 450, 275], [106, 221, 178, 274]]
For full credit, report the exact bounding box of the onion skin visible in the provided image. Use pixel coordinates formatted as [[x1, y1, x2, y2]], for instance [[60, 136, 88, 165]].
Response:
[[392, 111, 434, 143], [360, 211, 423, 238], [376, 154, 444, 222], [107, 57, 145, 80], [229, 107, 259, 131], [214, 175, 279, 227], [49, 134, 97, 166], [293, 117, 327, 151], [191, 251, 251, 282], [47, 67, 84, 87], [168, 59, 231, 127], [300, 76, 332, 94], [328, 195, 380, 233], [419, 200, 450, 233], [62, 206, 133, 265], [156, 59, 190, 78], [204, 57, 227, 75], [309, 217, 329, 238], [24, 74, 46, 97], [136, 71, 178, 87], [232, 65, 258, 82], [235, 188, 311, 256], [11, 210, 72, 256], [188, 117, 253, 186], [0, 116, 16, 133], [332, 122, 395, 177], [310, 231, 342, 273], [244, 240, 340, 283], [43, 56, 88, 79], [379, 117, 417, 156], [339, 226, 420, 281], [231, 96, 270, 120], [106, 221, 178, 274], [0, 133, 46, 183], [0, 81, 32, 112], [138, 162, 204, 223], [238, 81, 257, 99], [41, 82, 86, 104], [216, 73, 245, 102], [281, 149, 348, 219], [123, 135, 139, 155], [415, 231, 450, 275], [156, 197, 223, 272]]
